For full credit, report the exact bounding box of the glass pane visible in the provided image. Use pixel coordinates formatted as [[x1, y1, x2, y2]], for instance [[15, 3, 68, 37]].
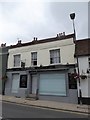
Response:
[[31, 52, 37, 60], [50, 49, 60, 64], [20, 75, 27, 88], [54, 50, 60, 57], [50, 51, 54, 58], [88, 57, 90, 61], [14, 55, 20, 67], [89, 62, 90, 67]]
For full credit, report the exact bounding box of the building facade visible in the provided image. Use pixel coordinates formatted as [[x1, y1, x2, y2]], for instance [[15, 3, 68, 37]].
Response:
[[0, 43, 9, 94], [5, 33, 78, 103], [75, 38, 90, 105]]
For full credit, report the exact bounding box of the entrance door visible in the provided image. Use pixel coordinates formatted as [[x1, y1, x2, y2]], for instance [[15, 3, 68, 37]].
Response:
[[32, 75, 37, 94], [12, 74, 19, 93]]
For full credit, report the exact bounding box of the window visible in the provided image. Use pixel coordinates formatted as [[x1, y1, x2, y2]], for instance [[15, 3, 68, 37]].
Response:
[[31, 52, 37, 66], [68, 73, 77, 89], [19, 75, 27, 88], [88, 56, 90, 69], [14, 54, 21, 67], [50, 49, 60, 64]]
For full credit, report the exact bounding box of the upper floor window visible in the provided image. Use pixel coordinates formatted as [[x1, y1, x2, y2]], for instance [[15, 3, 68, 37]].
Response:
[[31, 52, 37, 66], [50, 49, 60, 64], [88, 56, 90, 69], [14, 54, 21, 67]]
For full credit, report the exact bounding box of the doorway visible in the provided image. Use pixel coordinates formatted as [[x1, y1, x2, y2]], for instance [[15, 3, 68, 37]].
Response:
[[31, 75, 37, 94]]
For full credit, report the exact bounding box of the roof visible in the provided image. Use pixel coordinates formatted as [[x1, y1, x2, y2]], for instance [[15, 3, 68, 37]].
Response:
[[75, 38, 90, 56], [9, 33, 75, 49]]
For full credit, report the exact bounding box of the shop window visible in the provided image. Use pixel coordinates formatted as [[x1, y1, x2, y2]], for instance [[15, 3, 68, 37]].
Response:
[[19, 75, 27, 88], [68, 73, 77, 89]]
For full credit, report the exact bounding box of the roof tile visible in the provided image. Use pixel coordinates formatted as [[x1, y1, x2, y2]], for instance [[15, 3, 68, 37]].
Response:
[[75, 38, 90, 56]]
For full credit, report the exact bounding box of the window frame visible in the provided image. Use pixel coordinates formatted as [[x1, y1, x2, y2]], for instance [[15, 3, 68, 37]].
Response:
[[14, 54, 21, 67], [19, 75, 27, 88], [49, 49, 60, 64], [31, 52, 37, 66], [68, 73, 77, 89]]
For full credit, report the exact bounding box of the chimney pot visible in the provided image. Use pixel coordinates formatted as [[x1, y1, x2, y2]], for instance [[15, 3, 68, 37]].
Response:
[[17, 40, 22, 45], [33, 37, 36, 41], [63, 32, 65, 36], [33, 37, 38, 41], [59, 33, 63, 36], [36, 37, 38, 41], [57, 34, 59, 37]]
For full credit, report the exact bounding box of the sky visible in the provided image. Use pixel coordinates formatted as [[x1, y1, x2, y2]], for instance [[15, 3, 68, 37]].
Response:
[[0, 0, 89, 46]]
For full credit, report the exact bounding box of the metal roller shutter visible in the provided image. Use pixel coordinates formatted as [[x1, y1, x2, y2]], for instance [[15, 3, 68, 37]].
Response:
[[39, 73, 66, 96]]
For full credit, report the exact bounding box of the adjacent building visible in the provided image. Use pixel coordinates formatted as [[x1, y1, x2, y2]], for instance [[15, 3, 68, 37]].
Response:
[[75, 38, 90, 105], [5, 33, 78, 104], [0, 43, 9, 94]]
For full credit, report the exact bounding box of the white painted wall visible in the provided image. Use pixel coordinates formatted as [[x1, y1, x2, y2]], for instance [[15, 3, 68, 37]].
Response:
[[78, 57, 89, 74], [76, 56, 90, 97], [8, 38, 75, 68]]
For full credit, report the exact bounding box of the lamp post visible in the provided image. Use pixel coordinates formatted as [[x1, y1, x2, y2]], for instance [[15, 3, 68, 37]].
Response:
[[70, 13, 82, 104], [70, 13, 76, 40]]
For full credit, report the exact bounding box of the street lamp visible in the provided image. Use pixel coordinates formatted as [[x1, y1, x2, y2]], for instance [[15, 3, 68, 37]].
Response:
[[70, 13, 82, 104], [70, 13, 76, 40]]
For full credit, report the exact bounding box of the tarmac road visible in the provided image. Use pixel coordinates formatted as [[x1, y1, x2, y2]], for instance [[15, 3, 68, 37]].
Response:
[[2, 101, 88, 119]]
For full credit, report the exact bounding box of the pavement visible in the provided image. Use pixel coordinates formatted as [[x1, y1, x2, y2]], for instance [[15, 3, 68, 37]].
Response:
[[0, 95, 90, 114]]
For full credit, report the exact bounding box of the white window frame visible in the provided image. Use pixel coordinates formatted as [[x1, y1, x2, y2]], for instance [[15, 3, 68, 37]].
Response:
[[31, 52, 37, 66], [50, 49, 60, 64], [14, 54, 21, 67]]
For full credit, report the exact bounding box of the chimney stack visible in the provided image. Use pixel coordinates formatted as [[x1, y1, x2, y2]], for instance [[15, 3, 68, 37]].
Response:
[[1, 43, 6, 47], [18, 40, 22, 44], [33, 37, 38, 41], [17, 38, 22, 45], [57, 32, 65, 38]]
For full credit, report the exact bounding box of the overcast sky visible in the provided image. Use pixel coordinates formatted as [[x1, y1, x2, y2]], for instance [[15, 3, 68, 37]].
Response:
[[0, 0, 88, 46]]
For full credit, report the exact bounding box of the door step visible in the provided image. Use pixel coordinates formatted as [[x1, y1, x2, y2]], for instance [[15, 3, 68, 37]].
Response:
[[26, 94, 38, 100], [26, 97, 36, 101]]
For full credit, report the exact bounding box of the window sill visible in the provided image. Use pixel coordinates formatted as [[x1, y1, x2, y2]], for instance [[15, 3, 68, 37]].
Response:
[[13, 66, 21, 68], [31, 65, 38, 67], [50, 63, 61, 65]]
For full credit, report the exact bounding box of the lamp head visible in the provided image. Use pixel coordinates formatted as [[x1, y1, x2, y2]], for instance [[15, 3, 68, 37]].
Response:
[[70, 13, 75, 20]]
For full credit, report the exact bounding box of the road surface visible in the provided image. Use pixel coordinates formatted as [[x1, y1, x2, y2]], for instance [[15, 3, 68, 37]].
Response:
[[2, 101, 88, 119]]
